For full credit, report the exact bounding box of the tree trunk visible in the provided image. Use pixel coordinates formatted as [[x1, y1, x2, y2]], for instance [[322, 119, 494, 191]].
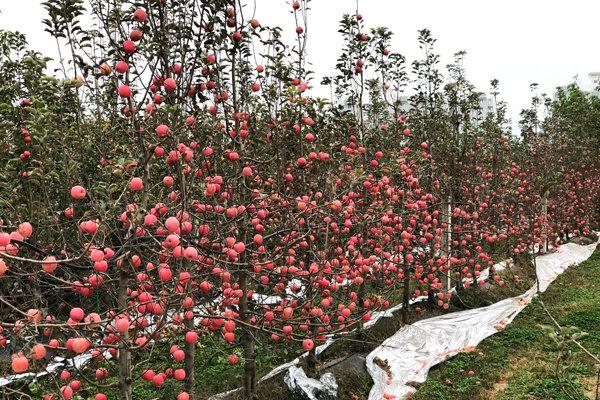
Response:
[[442, 196, 452, 291], [542, 190, 549, 252], [306, 348, 317, 377], [184, 316, 196, 398], [355, 282, 367, 350], [239, 272, 257, 399], [118, 270, 132, 400], [401, 269, 411, 323]]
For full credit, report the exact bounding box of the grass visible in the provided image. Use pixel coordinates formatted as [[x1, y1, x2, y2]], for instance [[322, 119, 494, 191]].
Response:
[[412, 247, 600, 400]]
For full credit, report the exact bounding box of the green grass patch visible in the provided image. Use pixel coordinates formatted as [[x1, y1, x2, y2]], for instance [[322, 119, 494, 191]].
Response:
[[413, 247, 600, 400]]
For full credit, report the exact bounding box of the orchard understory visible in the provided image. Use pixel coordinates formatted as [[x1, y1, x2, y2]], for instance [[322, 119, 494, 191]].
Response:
[[0, 1, 598, 400]]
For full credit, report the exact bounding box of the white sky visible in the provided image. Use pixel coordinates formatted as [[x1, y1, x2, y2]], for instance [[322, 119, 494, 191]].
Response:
[[1, 0, 600, 131]]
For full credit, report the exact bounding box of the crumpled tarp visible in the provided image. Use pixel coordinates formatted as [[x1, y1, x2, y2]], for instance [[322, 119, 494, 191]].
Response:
[[366, 239, 599, 399], [284, 366, 338, 400]]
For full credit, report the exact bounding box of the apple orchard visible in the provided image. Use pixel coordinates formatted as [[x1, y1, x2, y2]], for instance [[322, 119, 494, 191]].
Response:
[[0, 0, 598, 399]]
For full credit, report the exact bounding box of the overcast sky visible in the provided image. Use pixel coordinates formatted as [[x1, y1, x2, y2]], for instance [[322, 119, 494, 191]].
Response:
[[1, 0, 599, 131]]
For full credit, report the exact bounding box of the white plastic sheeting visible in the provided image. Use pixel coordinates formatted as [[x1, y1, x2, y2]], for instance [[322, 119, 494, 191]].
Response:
[[366, 240, 598, 400], [284, 366, 338, 400], [0, 350, 110, 386]]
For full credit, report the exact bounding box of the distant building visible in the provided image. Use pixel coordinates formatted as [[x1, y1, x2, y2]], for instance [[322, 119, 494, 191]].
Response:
[[554, 72, 600, 100], [588, 72, 600, 88], [588, 72, 600, 98], [477, 94, 496, 117]]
